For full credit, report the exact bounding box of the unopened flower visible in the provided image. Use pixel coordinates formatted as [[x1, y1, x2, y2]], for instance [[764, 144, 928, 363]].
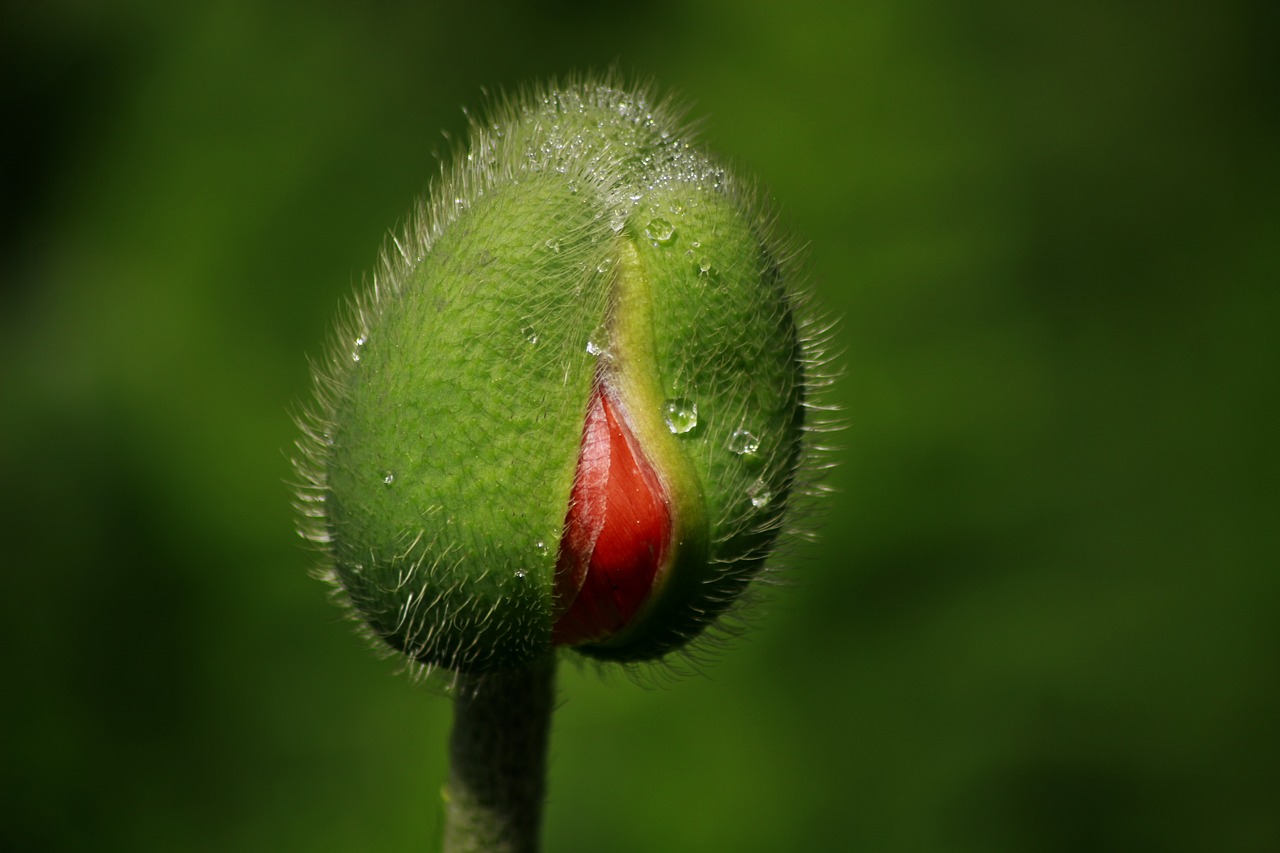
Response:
[[293, 77, 835, 674]]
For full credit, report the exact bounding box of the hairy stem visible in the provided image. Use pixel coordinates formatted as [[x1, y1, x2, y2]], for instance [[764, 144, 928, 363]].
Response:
[[443, 656, 557, 853]]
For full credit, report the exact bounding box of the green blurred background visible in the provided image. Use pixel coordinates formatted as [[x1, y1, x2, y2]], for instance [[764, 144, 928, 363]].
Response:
[[3, 1, 1277, 850]]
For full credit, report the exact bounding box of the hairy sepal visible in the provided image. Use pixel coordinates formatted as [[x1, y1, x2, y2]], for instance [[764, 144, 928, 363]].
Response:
[[293, 75, 833, 675]]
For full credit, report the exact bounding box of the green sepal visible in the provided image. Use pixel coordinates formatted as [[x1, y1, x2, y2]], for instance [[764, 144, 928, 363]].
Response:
[[295, 77, 823, 674], [577, 186, 805, 662], [325, 173, 614, 672]]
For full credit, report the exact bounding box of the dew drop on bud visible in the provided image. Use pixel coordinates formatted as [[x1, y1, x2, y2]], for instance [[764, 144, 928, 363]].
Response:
[[662, 399, 699, 434], [729, 429, 760, 456], [644, 217, 675, 245], [747, 477, 773, 508]]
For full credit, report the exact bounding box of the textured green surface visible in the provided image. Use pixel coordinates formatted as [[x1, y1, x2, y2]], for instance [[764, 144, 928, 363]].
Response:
[[308, 82, 814, 670], [589, 189, 806, 660], [326, 173, 606, 671]]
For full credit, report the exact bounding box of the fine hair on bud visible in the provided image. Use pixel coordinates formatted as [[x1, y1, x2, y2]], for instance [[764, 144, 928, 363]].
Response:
[[292, 73, 839, 678]]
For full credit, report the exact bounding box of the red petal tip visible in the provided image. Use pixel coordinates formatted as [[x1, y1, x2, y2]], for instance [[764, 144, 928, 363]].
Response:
[[552, 382, 671, 646]]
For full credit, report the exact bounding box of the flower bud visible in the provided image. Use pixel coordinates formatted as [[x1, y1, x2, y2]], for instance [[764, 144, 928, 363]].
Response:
[[293, 77, 832, 674]]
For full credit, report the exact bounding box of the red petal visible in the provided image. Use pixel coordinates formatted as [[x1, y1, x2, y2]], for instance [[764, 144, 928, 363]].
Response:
[[553, 381, 671, 646]]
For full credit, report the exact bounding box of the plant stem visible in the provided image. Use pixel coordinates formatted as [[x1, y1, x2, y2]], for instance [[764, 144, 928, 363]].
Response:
[[443, 655, 557, 853]]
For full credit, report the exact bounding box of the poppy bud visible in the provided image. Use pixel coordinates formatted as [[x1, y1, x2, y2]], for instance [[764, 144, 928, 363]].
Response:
[[293, 77, 832, 674]]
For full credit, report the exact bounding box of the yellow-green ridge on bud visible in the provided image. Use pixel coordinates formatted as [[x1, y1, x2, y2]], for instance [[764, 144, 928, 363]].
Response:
[[293, 75, 836, 675]]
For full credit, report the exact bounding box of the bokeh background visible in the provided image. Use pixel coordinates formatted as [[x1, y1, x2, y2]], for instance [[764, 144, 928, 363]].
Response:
[[3, 1, 1277, 850]]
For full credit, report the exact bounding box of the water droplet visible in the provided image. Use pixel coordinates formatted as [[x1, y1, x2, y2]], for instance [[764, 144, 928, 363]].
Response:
[[535, 540, 549, 557], [515, 569, 527, 580], [729, 429, 760, 456], [698, 257, 713, 274], [690, 240, 701, 249], [382, 471, 395, 485], [544, 238, 561, 253], [596, 257, 614, 275], [521, 324, 539, 345], [609, 213, 626, 233], [644, 217, 675, 245], [586, 323, 611, 357], [352, 335, 367, 362], [747, 478, 773, 508], [662, 399, 699, 434]]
